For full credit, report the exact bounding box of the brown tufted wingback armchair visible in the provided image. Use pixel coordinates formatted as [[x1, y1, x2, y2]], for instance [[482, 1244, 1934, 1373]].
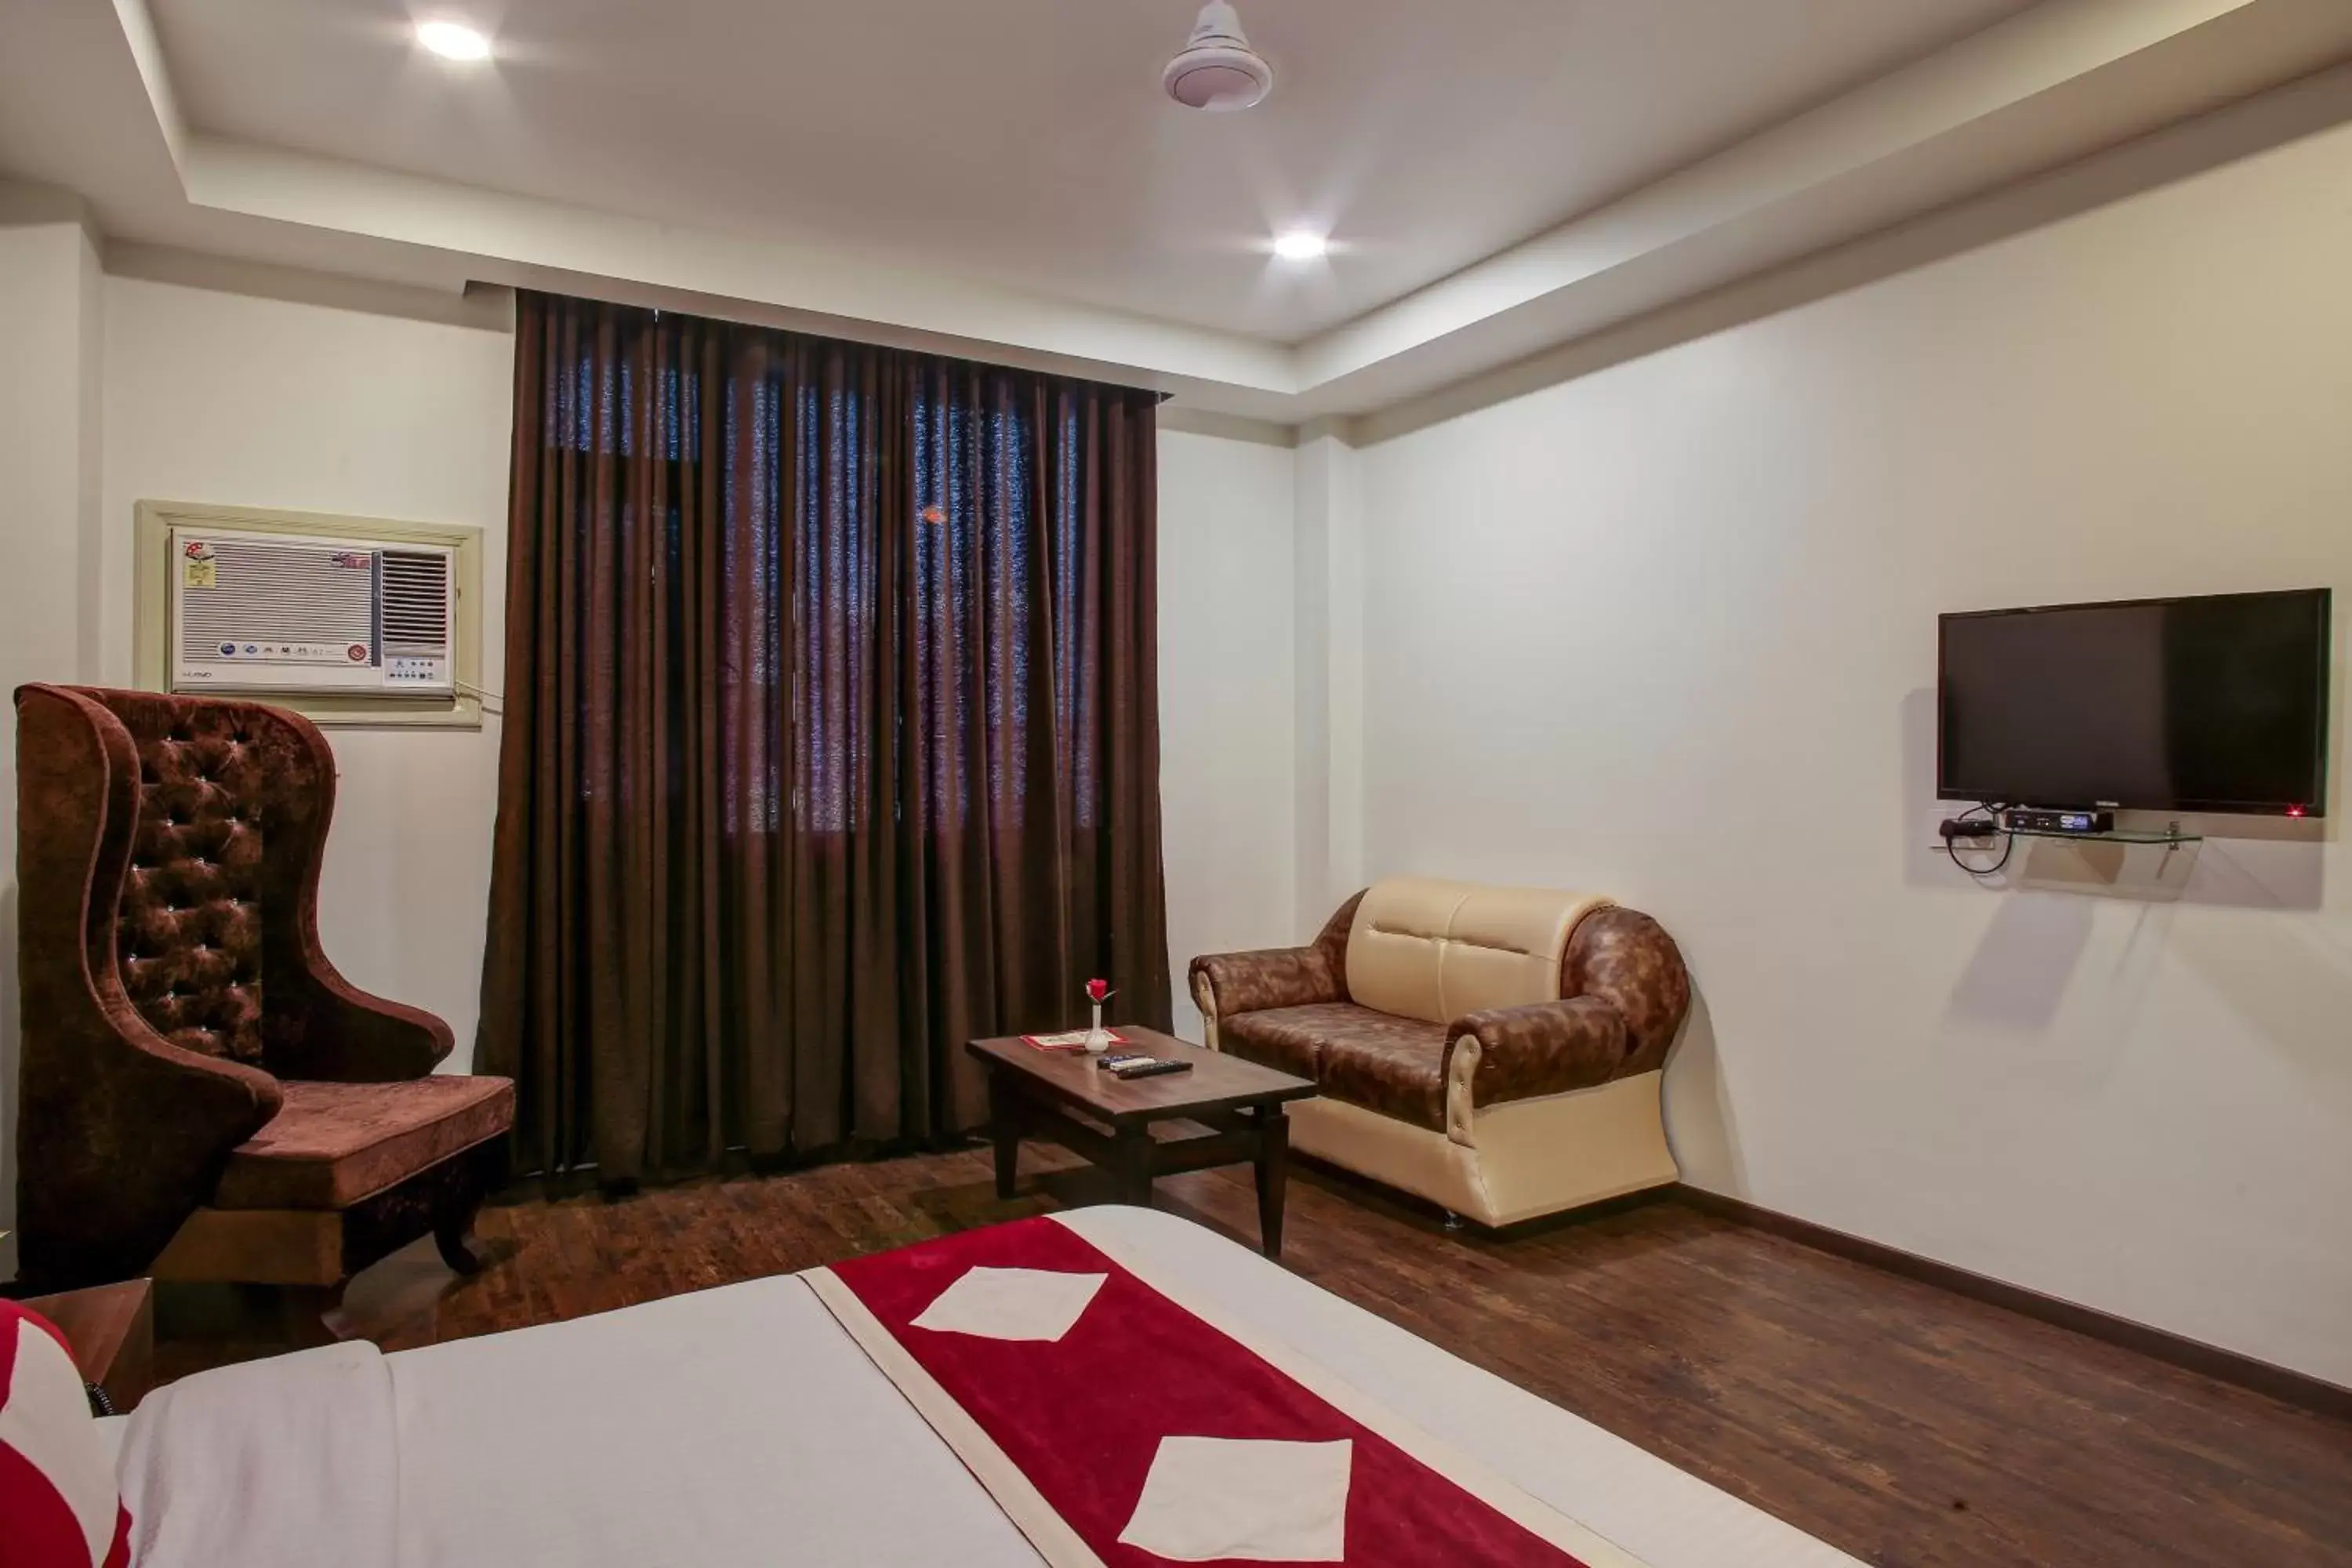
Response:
[[13, 684, 513, 1297]]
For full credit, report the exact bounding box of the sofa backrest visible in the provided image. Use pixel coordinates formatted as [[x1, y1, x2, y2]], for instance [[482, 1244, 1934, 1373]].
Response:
[[1345, 877, 1613, 1025]]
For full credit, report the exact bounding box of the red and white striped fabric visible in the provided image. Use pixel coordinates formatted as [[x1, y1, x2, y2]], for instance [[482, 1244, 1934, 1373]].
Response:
[[0, 1299, 132, 1568]]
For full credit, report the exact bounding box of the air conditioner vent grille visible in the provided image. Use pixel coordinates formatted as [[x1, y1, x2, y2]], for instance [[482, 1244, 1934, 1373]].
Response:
[[177, 538, 374, 663], [381, 550, 452, 654]]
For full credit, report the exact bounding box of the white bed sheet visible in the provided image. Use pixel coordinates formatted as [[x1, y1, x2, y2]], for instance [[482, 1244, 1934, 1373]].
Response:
[[385, 1268, 1044, 1568], [93, 1414, 128, 1469], [117, 1206, 1862, 1567]]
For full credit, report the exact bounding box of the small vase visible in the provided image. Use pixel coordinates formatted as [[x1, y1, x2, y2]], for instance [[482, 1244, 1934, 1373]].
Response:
[[1083, 1001, 1110, 1054]]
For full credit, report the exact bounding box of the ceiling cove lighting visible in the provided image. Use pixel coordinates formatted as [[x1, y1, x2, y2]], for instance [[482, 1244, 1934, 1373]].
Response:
[[416, 20, 492, 61], [1272, 231, 1329, 262]]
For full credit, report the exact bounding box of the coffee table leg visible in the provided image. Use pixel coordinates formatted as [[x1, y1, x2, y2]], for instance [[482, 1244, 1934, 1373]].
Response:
[[1254, 1105, 1290, 1258], [1112, 1124, 1156, 1209], [988, 1070, 1021, 1200]]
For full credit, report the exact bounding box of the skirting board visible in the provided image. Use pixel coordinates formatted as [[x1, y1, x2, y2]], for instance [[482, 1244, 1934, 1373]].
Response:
[[1673, 1185, 2352, 1425]]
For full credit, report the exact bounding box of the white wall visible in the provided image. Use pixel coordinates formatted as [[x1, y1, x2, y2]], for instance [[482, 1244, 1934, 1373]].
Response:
[[0, 197, 105, 1277], [101, 274, 514, 1069], [1352, 114, 2352, 1384], [1157, 428, 1298, 1039], [1290, 433, 1365, 927]]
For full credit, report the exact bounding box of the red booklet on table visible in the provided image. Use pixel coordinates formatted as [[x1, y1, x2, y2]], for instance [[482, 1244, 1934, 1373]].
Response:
[[1019, 1029, 1127, 1054]]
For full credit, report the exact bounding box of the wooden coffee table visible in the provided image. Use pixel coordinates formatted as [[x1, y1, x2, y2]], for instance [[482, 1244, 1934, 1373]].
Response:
[[22, 1278, 154, 1413], [967, 1028, 1317, 1258]]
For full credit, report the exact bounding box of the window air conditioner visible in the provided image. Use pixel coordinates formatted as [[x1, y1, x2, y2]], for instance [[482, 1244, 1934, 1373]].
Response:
[[170, 526, 457, 698]]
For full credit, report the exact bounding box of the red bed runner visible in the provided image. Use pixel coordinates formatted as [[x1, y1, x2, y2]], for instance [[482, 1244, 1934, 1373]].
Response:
[[809, 1216, 1627, 1566]]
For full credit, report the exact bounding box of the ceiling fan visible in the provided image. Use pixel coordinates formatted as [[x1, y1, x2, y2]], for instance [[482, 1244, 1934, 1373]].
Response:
[[1162, 1, 1274, 112]]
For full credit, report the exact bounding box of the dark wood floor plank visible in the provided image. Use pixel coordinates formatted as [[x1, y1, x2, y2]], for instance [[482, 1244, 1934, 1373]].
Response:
[[148, 1147, 2352, 1567]]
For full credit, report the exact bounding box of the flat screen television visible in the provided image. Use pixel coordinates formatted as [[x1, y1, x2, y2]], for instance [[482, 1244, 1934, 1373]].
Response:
[[1938, 589, 2331, 816]]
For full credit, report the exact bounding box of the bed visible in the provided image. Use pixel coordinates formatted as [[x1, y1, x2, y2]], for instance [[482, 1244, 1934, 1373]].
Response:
[[96, 1206, 1861, 1566]]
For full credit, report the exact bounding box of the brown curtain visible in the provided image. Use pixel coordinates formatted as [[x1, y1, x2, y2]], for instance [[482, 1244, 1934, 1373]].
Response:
[[478, 292, 1170, 1182]]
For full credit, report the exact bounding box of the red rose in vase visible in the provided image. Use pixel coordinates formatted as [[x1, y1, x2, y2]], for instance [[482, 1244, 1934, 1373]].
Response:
[[1081, 978, 1116, 1052]]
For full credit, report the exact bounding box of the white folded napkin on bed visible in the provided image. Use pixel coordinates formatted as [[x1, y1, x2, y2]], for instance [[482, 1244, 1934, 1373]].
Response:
[[1117, 1436, 1355, 1562]]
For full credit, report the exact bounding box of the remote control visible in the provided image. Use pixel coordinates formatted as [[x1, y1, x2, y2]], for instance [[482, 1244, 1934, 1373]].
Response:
[[1097, 1052, 1153, 1071], [1112, 1057, 1192, 1080]]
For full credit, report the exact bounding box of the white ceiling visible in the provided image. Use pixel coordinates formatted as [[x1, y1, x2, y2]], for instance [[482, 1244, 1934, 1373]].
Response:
[[153, 0, 2033, 341], [6, 0, 2352, 419]]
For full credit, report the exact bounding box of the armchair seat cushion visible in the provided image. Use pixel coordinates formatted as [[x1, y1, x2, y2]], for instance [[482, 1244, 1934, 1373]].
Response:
[[213, 1076, 515, 1211], [1225, 1004, 1450, 1130]]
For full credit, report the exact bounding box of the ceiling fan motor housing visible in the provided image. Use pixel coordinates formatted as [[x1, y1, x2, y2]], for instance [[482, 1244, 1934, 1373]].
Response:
[[1163, 1, 1274, 111]]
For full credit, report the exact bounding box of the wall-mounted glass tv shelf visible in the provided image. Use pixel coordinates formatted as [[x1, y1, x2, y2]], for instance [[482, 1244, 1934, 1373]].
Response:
[[2001, 822, 2201, 846]]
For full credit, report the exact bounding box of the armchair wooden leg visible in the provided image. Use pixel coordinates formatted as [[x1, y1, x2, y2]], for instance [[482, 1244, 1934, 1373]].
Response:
[[434, 1211, 487, 1276], [279, 1281, 348, 1347], [430, 1137, 503, 1276]]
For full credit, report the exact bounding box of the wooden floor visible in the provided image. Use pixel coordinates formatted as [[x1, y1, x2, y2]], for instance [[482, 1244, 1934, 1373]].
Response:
[[155, 1145, 2352, 1567]]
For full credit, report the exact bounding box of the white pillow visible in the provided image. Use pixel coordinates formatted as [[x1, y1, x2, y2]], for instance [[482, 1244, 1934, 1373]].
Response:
[[0, 1298, 132, 1568]]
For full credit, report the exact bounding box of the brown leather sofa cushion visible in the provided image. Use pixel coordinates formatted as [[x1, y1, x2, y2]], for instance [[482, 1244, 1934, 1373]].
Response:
[[1319, 1017, 1452, 1129], [214, 1076, 516, 1210], [1225, 1002, 1450, 1130], [1222, 1001, 1355, 1080]]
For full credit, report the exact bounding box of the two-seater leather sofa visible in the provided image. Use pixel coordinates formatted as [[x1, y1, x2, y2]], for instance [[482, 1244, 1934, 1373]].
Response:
[[1190, 877, 1690, 1229]]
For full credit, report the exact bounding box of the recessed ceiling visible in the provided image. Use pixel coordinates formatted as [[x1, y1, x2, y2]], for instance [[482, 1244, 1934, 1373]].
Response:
[[152, 0, 2035, 342], [8, 0, 2349, 420]]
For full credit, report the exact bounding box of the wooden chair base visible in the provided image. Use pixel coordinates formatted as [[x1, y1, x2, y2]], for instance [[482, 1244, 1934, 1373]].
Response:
[[152, 1140, 503, 1288]]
